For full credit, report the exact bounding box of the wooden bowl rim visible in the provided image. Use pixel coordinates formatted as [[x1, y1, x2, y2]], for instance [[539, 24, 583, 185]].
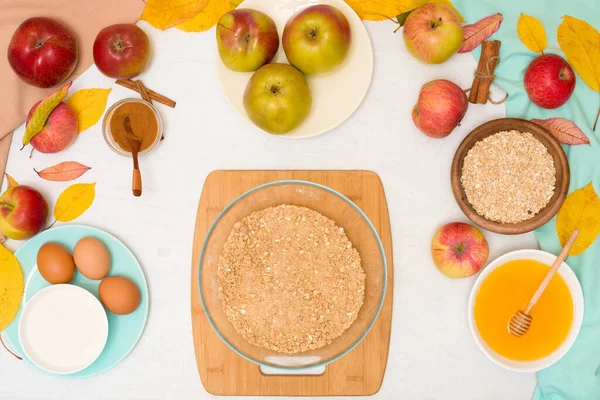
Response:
[[451, 118, 570, 235]]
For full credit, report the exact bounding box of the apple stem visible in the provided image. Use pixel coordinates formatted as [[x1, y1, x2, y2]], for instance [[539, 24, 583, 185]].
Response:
[[0, 334, 21, 360], [593, 105, 599, 131], [0, 201, 14, 212]]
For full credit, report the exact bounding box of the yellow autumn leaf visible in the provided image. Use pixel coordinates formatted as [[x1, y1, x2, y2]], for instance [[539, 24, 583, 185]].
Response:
[[141, 0, 209, 30], [65, 89, 111, 134], [517, 13, 547, 53], [229, 0, 242, 9], [176, 0, 231, 32], [53, 183, 96, 223], [4, 173, 18, 189], [345, 0, 463, 22], [557, 16, 600, 93], [0, 243, 24, 332], [556, 182, 600, 255]]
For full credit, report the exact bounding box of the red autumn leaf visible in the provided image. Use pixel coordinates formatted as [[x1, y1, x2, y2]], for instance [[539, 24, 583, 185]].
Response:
[[532, 118, 590, 145], [34, 161, 91, 182], [459, 13, 504, 53]]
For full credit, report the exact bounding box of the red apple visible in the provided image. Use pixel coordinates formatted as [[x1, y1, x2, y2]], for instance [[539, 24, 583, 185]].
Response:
[[403, 4, 463, 64], [0, 186, 48, 240], [216, 9, 279, 72], [27, 101, 77, 153], [282, 5, 351, 75], [524, 54, 575, 109], [412, 79, 468, 138], [7, 17, 78, 88], [93, 24, 151, 79], [431, 222, 489, 279]]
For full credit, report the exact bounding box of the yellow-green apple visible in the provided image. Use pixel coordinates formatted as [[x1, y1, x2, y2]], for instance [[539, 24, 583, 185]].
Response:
[[524, 54, 575, 109], [243, 63, 312, 134], [412, 79, 468, 138], [7, 17, 78, 88], [27, 101, 77, 153], [0, 186, 48, 240], [93, 24, 151, 79], [431, 222, 489, 278], [216, 9, 279, 72], [403, 4, 463, 64], [282, 5, 351, 75]]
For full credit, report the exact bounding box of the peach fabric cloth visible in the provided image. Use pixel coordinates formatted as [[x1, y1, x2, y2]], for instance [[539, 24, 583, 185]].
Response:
[[0, 0, 145, 185]]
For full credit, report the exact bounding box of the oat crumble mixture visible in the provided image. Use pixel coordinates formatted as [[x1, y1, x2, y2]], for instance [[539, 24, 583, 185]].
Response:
[[461, 130, 556, 224], [217, 204, 366, 354]]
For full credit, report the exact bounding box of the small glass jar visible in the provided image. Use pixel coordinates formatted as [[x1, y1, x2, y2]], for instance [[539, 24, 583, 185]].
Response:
[[102, 98, 163, 157]]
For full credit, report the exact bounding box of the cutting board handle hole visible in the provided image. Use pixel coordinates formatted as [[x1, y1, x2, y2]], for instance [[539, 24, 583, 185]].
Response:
[[259, 364, 326, 376]]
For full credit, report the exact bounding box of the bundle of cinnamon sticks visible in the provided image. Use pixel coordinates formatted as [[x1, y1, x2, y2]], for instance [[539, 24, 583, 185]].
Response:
[[116, 79, 176, 108], [469, 40, 501, 104]]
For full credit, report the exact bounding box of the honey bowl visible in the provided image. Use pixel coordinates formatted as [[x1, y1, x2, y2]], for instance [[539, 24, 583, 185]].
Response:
[[468, 249, 584, 372]]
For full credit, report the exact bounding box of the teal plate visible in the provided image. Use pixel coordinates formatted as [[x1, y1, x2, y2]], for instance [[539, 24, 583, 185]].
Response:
[[4, 225, 149, 378]]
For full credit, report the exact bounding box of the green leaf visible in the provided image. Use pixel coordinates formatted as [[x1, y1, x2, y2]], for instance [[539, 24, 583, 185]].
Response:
[[396, 11, 412, 27], [23, 82, 72, 146]]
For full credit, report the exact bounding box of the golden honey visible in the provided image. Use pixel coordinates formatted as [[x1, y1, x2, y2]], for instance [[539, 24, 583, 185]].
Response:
[[474, 259, 574, 361]]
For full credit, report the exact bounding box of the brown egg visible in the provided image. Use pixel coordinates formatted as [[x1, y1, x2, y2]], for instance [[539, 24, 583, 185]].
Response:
[[37, 242, 75, 284], [73, 237, 111, 280], [98, 276, 141, 315]]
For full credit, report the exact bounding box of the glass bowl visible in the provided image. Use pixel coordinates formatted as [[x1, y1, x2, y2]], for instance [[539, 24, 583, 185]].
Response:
[[102, 98, 163, 157], [198, 181, 387, 370]]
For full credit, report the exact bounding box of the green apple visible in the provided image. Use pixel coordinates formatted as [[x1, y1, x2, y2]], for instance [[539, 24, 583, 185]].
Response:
[[216, 9, 279, 72], [403, 4, 463, 64], [282, 5, 351, 75], [243, 63, 312, 134]]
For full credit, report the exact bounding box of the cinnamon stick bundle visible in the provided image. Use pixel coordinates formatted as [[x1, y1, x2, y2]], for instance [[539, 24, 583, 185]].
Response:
[[115, 79, 176, 108], [469, 40, 501, 104]]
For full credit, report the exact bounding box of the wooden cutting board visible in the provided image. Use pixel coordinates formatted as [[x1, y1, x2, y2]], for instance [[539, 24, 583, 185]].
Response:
[[191, 170, 393, 396]]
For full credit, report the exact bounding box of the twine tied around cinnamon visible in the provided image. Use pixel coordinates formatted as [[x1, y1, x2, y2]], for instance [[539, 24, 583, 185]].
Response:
[[473, 55, 500, 81], [473, 56, 508, 105], [466, 40, 508, 105]]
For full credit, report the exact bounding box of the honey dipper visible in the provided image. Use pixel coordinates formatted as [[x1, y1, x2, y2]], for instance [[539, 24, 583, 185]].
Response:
[[508, 229, 579, 337]]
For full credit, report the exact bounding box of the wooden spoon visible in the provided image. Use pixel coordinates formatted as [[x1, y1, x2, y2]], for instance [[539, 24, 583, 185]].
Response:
[[123, 116, 142, 197], [508, 229, 580, 337]]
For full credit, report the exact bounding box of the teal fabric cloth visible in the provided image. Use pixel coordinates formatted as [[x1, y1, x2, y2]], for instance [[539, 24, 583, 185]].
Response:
[[452, 0, 600, 398]]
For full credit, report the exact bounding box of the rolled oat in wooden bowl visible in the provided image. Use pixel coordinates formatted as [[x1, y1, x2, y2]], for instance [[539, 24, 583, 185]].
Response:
[[451, 118, 570, 235]]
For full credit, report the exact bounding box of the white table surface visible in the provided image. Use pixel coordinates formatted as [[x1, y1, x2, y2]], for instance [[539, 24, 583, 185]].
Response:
[[0, 20, 539, 400]]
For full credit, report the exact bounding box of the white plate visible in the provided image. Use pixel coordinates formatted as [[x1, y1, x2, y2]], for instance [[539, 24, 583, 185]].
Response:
[[216, 0, 374, 138], [468, 249, 584, 373], [18, 284, 109, 375]]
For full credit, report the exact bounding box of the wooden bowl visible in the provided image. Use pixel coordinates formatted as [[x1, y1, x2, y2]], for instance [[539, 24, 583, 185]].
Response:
[[451, 118, 570, 235]]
